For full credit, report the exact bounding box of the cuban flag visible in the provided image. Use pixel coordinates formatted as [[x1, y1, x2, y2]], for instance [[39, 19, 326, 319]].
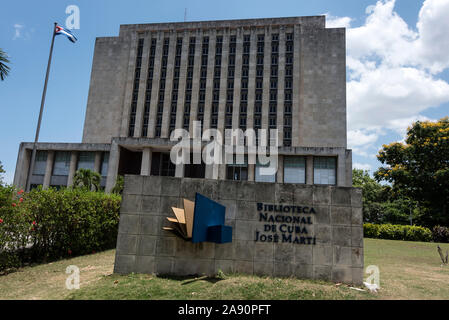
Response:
[[55, 25, 77, 43]]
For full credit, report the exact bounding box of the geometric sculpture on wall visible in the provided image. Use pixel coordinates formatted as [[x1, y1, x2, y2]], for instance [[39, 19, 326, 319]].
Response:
[[163, 193, 232, 244]]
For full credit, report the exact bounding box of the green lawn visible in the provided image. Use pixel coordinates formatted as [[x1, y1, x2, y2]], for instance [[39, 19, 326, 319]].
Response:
[[1, 238, 448, 300]]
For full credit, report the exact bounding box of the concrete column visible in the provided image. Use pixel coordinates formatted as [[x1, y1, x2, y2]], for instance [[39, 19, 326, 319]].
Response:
[[67, 151, 78, 187], [141, 147, 152, 176], [161, 32, 177, 138], [175, 163, 184, 178], [217, 31, 229, 137], [189, 30, 203, 136], [175, 33, 189, 130], [306, 155, 314, 185], [261, 27, 271, 138], [277, 29, 286, 146], [94, 151, 102, 174], [119, 32, 139, 137], [218, 163, 227, 180], [148, 32, 164, 138], [337, 153, 346, 187], [292, 25, 301, 146], [105, 142, 120, 193], [43, 151, 55, 189], [13, 145, 30, 189], [232, 28, 243, 131], [247, 29, 257, 130], [345, 150, 353, 187], [276, 154, 284, 183], [203, 30, 217, 132], [248, 163, 255, 182], [205, 164, 213, 179], [134, 32, 151, 138]]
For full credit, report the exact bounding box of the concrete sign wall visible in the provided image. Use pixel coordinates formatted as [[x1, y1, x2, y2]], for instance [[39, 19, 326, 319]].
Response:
[[114, 175, 364, 285]]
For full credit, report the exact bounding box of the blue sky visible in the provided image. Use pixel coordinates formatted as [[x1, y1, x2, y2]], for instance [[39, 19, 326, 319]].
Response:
[[1, 0, 448, 183]]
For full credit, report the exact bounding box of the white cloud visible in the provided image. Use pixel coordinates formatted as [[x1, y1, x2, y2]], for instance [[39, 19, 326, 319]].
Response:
[[325, 13, 352, 28], [330, 0, 449, 155], [353, 163, 373, 171], [13, 24, 24, 40], [415, 0, 449, 73]]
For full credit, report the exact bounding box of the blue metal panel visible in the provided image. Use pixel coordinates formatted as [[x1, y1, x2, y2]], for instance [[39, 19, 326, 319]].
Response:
[[206, 225, 233, 244], [192, 193, 226, 243]]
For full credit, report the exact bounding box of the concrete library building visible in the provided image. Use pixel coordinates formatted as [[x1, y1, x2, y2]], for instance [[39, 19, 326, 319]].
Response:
[[14, 16, 363, 284]]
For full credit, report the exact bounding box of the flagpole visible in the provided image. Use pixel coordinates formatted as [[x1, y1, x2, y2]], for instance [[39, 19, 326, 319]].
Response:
[[25, 22, 58, 191]]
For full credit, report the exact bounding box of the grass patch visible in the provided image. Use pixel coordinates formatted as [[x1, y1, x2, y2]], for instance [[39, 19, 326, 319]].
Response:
[[1, 239, 449, 300]]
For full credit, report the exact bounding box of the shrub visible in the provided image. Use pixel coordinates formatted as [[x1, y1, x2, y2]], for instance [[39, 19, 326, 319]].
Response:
[[0, 186, 29, 271], [0, 186, 121, 272], [432, 226, 449, 243], [363, 223, 432, 242]]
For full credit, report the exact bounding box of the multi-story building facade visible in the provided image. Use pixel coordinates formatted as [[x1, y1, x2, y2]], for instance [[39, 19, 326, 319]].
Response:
[[14, 16, 352, 192]]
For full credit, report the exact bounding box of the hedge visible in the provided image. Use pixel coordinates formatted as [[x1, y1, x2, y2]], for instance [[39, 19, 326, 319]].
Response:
[[364, 223, 433, 242], [0, 186, 121, 272]]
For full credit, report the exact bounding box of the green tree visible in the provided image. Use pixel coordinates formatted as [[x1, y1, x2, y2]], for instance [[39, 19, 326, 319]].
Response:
[[0, 49, 10, 81], [0, 161, 5, 185], [73, 168, 101, 192], [375, 117, 449, 227], [111, 175, 124, 194], [353, 169, 385, 223]]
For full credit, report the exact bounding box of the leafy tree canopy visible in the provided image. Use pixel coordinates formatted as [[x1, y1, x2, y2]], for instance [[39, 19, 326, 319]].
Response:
[[73, 168, 101, 192], [374, 117, 449, 226]]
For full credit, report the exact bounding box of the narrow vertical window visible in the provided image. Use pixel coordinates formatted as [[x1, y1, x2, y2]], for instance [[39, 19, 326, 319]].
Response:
[[128, 38, 144, 136]]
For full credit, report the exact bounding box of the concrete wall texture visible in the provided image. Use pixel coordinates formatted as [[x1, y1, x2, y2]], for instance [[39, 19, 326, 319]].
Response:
[[114, 175, 364, 285]]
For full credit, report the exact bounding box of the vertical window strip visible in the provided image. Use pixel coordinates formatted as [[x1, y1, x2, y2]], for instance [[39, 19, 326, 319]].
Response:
[[142, 38, 157, 137], [155, 37, 170, 137], [240, 34, 250, 130], [128, 38, 144, 137], [169, 37, 183, 136], [197, 36, 209, 129], [184, 37, 195, 130], [210, 35, 222, 129], [254, 34, 264, 145], [284, 32, 294, 147]]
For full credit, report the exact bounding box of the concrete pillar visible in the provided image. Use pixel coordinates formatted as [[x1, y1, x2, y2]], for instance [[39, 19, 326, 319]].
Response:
[[189, 30, 203, 136], [175, 32, 189, 130], [306, 155, 314, 185], [277, 29, 286, 146], [119, 32, 139, 137], [175, 163, 184, 178], [203, 29, 217, 132], [261, 27, 271, 139], [134, 33, 151, 138], [105, 142, 120, 193], [218, 163, 227, 180], [161, 32, 177, 138], [217, 31, 229, 138], [292, 24, 301, 146], [13, 145, 30, 189], [248, 163, 255, 182], [345, 150, 353, 187], [205, 164, 213, 179], [43, 151, 55, 189], [141, 147, 152, 176], [67, 151, 78, 187], [337, 153, 346, 187], [246, 30, 257, 130], [148, 31, 164, 138], [232, 28, 243, 131], [94, 151, 102, 173]]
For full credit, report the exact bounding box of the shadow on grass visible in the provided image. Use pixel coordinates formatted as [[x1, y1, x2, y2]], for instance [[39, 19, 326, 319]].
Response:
[[157, 274, 224, 285]]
